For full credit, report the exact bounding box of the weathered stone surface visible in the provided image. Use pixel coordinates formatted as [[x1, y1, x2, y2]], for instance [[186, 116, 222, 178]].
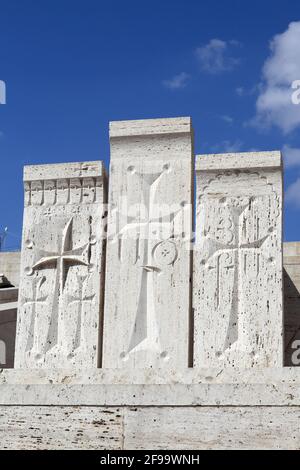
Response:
[[15, 161, 107, 368], [2, 404, 300, 450], [0, 241, 299, 368], [124, 406, 300, 450], [194, 151, 283, 367], [0, 406, 123, 450], [1, 368, 300, 448], [103, 117, 193, 368], [2, 368, 300, 406]]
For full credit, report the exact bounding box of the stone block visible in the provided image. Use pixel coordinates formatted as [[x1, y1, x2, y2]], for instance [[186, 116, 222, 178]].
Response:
[[102, 117, 193, 368], [0, 252, 21, 286], [14, 161, 107, 368], [194, 151, 283, 367], [0, 406, 123, 450]]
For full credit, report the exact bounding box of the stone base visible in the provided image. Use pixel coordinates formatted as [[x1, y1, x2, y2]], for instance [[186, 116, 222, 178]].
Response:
[[1, 368, 300, 449]]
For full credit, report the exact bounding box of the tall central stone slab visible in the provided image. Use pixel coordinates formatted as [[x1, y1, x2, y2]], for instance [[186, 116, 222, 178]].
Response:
[[15, 161, 107, 368], [194, 152, 283, 367], [103, 118, 193, 368]]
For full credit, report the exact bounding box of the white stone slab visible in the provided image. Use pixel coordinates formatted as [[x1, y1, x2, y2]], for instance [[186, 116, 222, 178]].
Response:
[[2, 369, 300, 406], [0, 406, 123, 450], [2, 404, 300, 450], [124, 407, 300, 450], [194, 152, 283, 367], [15, 161, 107, 368], [1, 404, 300, 450], [197, 151, 282, 171], [4, 366, 300, 384], [102, 118, 193, 368]]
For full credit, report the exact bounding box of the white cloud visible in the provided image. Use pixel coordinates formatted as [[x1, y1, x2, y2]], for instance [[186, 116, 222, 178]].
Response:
[[252, 22, 300, 134], [236, 86, 245, 96], [195, 39, 241, 74], [282, 144, 300, 168], [210, 139, 243, 153], [163, 72, 189, 90], [219, 115, 234, 124], [286, 178, 300, 207], [236, 84, 260, 97], [0, 80, 6, 105]]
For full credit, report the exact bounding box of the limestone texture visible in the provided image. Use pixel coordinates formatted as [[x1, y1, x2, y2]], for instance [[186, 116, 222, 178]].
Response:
[[15, 161, 107, 368], [102, 118, 193, 368], [194, 151, 283, 367]]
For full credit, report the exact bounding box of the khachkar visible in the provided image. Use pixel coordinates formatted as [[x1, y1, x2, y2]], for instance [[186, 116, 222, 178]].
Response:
[[15, 162, 107, 368], [102, 117, 193, 368], [194, 152, 283, 367]]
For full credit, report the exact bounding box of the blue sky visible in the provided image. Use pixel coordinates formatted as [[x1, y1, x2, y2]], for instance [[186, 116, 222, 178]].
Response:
[[0, 0, 300, 249]]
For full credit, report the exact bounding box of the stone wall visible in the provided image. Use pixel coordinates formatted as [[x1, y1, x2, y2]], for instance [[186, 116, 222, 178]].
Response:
[[2, 369, 300, 449], [2, 405, 300, 450], [0, 119, 299, 449], [0, 252, 20, 287], [1, 242, 299, 368]]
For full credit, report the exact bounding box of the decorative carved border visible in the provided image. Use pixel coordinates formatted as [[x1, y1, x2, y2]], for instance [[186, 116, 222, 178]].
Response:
[[24, 176, 104, 206]]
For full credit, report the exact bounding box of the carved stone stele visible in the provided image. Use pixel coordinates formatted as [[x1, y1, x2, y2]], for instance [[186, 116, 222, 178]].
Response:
[[15, 161, 107, 368], [194, 152, 283, 367], [102, 117, 193, 368]]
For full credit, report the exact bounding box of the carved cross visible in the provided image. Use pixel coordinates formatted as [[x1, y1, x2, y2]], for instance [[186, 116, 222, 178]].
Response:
[[22, 276, 48, 352], [66, 274, 96, 349], [117, 171, 181, 356], [30, 217, 90, 353], [205, 199, 270, 352], [32, 217, 89, 294]]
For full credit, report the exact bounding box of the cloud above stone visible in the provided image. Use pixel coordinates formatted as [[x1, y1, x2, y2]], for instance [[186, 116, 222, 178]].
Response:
[[219, 115, 234, 124], [163, 72, 190, 90], [282, 144, 300, 168], [286, 178, 300, 207], [252, 22, 300, 134], [210, 139, 243, 153], [195, 39, 241, 74]]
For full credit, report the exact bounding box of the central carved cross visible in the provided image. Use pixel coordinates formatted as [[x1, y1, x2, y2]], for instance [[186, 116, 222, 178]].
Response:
[[118, 171, 181, 356]]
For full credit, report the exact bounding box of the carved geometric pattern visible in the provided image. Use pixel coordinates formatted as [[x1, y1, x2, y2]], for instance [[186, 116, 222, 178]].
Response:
[[24, 177, 103, 206]]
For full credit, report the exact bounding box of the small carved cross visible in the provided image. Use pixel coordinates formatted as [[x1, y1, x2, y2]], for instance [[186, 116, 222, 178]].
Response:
[[22, 276, 48, 352], [66, 274, 96, 349]]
